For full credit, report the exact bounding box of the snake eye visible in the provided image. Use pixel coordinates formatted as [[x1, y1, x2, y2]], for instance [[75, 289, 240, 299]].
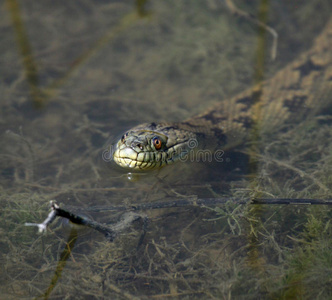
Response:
[[153, 137, 162, 150]]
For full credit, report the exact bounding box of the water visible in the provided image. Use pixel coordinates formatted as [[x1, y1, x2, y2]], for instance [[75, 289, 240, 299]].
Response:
[[1, 0, 332, 298]]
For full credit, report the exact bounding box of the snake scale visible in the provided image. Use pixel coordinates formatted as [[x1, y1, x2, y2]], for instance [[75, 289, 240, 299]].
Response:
[[113, 19, 332, 171]]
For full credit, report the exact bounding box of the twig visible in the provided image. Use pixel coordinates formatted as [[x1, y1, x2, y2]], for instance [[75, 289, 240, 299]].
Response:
[[75, 197, 332, 214], [26, 198, 332, 241], [25, 203, 57, 233], [225, 0, 278, 60], [25, 201, 146, 241]]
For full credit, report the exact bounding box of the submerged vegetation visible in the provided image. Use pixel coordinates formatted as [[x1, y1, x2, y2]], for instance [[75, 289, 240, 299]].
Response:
[[0, 0, 332, 299]]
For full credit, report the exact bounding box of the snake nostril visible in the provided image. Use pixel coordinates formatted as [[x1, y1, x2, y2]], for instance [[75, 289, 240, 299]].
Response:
[[131, 142, 143, 150]]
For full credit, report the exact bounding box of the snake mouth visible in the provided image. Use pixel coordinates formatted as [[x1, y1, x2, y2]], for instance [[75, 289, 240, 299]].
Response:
[[113, 146, 167, 170]]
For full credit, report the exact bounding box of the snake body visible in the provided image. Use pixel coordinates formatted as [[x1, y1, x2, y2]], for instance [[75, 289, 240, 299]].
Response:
[[113, 19, 332, 170]]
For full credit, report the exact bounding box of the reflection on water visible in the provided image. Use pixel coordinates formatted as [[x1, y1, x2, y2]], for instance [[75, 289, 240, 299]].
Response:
[[1, 0, 332, 298]]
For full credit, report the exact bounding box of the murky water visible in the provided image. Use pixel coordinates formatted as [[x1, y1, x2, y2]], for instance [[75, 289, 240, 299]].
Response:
[[1, 0, 332, 299]]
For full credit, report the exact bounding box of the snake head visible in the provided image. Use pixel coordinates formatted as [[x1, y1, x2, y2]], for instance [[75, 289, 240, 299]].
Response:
[[112, 122, 194, 170]]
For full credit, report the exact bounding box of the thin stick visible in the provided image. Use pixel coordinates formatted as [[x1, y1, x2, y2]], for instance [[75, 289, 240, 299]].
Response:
[[25, 201, 146, 241], [74, 197, 332, 214], [225, 0, 278, 60], [26, 198, 332, 241]]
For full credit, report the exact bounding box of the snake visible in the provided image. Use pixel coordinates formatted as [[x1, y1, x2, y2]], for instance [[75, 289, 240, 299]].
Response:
[[112, 19, 332, 171]]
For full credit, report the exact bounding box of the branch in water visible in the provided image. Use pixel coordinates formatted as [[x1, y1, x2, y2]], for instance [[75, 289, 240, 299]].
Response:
[[25, 201, 57, 233], [25, 198, 332, 240], [74, 197, 332, 214], [225, 0, 278, 60], [25, 201, 147, 241]]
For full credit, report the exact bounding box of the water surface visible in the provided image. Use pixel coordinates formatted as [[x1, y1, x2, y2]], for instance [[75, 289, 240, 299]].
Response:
[[1, 0, 332, 299]]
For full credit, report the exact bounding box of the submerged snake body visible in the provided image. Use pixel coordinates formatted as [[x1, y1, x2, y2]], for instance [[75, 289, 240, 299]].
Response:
[[113, 20, 332, 170]]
